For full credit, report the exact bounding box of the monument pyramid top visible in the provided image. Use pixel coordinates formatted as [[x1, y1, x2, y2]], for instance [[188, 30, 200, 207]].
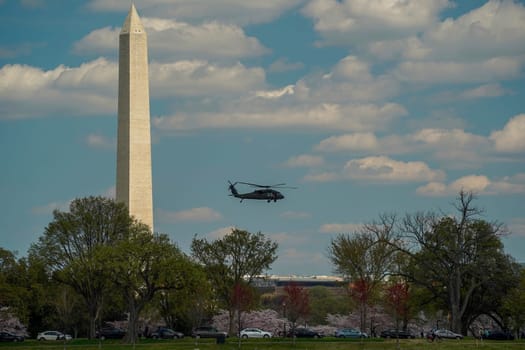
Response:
[[120, 3, 145, 35]]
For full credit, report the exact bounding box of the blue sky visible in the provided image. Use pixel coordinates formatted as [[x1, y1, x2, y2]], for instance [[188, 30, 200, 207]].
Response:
[[1, 0, 524, 276]]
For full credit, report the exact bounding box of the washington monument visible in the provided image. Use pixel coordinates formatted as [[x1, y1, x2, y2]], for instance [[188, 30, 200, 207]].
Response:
[[116, 4, 154, 231]]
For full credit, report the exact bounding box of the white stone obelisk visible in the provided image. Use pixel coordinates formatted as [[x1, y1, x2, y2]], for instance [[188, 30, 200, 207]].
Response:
[[116, 4, 154, 231]]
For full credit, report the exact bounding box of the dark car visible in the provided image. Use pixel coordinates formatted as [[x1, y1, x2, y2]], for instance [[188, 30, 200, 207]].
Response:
[[288, 327, 323, 338], [482, 330, 514, 340], [191, 326, 228, 338], [380, 329, 415, 339], [0, 331, 24, 342], [149, 327, 184, 339], [95, 327, 126, 340]]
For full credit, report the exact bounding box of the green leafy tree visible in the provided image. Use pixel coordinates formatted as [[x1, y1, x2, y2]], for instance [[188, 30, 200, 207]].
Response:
[[191, 228, 278, 334], [0, 248, 27, 317], [53, 285, 85, 338], [328, 220, 399, 333], [308, 286, 349, 325], [30, 196, 133, 338], [106, 229, 196, 343], [501, 268, 525, 337], [398, 191, 520, 333], [155, 264, 211, 334], [21, 253, 64, 336]]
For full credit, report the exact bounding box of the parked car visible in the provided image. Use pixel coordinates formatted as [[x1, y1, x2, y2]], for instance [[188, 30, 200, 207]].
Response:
[[95, 327, 126, 340], [149, 327, 184, 339], [191, 326, 228, 338], [287, 327, 323, 338], [380, 329, 415, 339], [434, 329, 463, 339], [482, 330, 515, 340], [334, 328, 367, 338], [0, 331, 25, 342], [240, 328, 272, 338], [37, 331, 72, 341]]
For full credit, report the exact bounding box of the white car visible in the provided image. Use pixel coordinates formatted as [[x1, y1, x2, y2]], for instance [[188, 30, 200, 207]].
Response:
[[37, 331, 72, 341], [240, 328, 272, 338], [434, 329, 463, 339]]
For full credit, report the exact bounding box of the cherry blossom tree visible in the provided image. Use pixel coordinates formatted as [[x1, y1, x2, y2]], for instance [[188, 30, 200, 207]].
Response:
[[283, 282, 310, 334]]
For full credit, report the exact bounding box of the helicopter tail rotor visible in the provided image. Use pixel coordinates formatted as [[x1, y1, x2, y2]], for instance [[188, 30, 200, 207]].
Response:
[[228, 181, 239, 196]]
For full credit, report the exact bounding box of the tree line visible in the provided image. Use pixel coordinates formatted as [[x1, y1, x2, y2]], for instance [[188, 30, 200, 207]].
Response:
[[328, 191, 525, 337], [1, 191, 524, 342]]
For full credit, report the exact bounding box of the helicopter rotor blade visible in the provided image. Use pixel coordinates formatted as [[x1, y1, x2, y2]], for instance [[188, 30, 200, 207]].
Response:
[[237, 181, 296, 189], [238, 182, 270, 188]]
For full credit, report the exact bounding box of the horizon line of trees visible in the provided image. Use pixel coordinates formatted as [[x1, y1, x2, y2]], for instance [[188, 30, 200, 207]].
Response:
[[1, 191, 524, 342]]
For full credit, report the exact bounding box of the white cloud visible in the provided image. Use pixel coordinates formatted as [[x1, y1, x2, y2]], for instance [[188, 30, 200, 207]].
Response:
[[86, 133, 115, 150], [314, 132, 418, 155], [153, 102, 406, 131], [32, 200, 71, 215], [157, 207, 222, 222], [342, 156, 445, 182], [150, 60, 266, 97], [88, 0, 303, 26], [72, 27, 119, 55], [331, 56, 372, 81], [278, 247, 327, 268], [103, 186, 116, 199], [314, 127, 497, 168], [319, 223, 362, 233], [411, 128, 489, 163], [449, 175, 492, 193], [393, 57, 522, 84], [73, 18, 270, 61], [417, 173, 525, 196], [368, 1, 525, 63], [0, 59, 117, 119], [460, 83, 508, 99], [368, 36, 431, 61], [303, 172, 340, 182], [207, 226, 235, 239], [432, 83, 510, 102], [281, 211, 311, 219], [304, 156, 445, 183], [299, 56, 401, 103], [412, 128, 482, 146], [302, 0, 450, 46], [424, 0, 525, 61], [146, 19, 269, 61], [268, 58, 305, 73], [490, 114, 525, 152], [268, 232, 308, 245], [284, 154, 324, 168], [0, 58, 267, 119], [315, 132, 379, 152], [255, 85, 295, 99], [364, 1, 525, 88]]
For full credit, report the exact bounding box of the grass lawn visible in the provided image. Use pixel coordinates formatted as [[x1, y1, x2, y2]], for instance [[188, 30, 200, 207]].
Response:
[[1, 337, 522, 350]]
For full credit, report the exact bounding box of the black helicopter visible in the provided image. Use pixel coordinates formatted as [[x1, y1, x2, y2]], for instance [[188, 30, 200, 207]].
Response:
[[228, 181, 295, 202]]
